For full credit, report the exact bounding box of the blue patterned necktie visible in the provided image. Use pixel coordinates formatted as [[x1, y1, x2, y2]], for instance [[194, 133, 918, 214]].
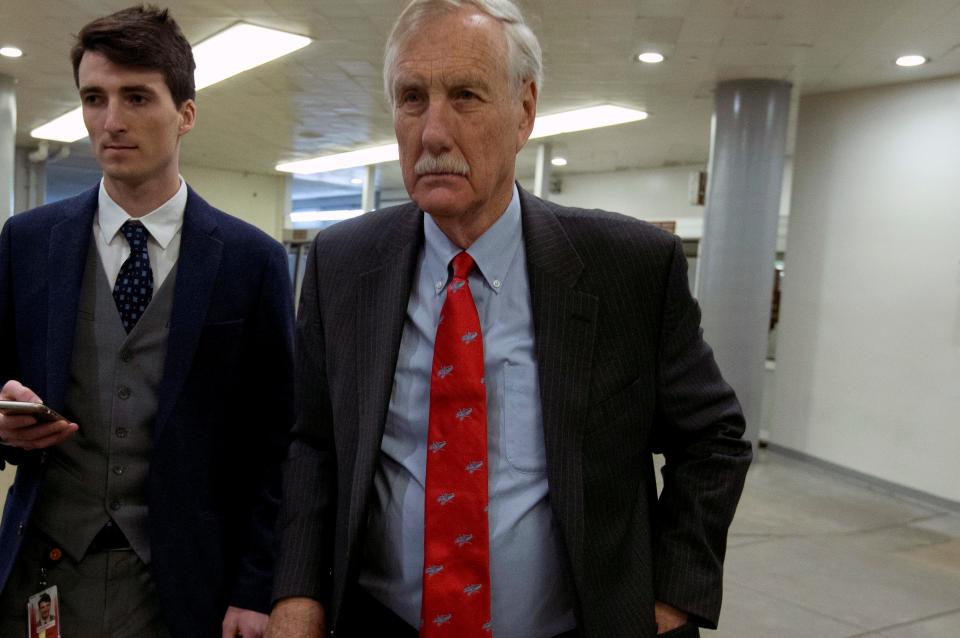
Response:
[[113, 220, 154, 333]]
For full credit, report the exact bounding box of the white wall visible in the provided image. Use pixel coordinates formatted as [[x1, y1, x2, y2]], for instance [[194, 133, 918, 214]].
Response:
[[548, 163, 792, 251], [771, 76, 960, 503], [549, 164, 708, 237], [181, 165, 288, 240]]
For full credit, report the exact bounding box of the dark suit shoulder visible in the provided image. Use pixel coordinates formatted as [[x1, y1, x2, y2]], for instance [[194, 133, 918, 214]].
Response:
[[309, 202, 420, 272], [4, 187, 98, 234]]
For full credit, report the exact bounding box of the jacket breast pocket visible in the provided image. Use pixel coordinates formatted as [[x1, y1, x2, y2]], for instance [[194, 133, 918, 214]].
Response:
[[583, 377, 646, 484]]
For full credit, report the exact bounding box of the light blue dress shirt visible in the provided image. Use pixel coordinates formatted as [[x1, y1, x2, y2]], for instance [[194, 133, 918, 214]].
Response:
[[359, 186, 577, 637]]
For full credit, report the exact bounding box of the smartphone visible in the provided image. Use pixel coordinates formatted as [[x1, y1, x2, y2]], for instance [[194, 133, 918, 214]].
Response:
[[0, 401, 67, 422]]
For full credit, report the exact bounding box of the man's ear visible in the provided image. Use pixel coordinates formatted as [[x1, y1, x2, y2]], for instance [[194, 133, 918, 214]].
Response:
[[178, 99, 197, 137], [516, 80, 538, 152]]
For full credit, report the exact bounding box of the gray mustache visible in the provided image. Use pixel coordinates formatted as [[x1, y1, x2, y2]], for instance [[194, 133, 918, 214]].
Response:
[[414, 153, 470, 176]]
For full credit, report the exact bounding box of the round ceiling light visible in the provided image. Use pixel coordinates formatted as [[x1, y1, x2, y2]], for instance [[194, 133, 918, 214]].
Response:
[[895, 54, 927, 67], [551, 157, 568, 167], [637, 52, 664, 64], [0, 46, 23, 58]]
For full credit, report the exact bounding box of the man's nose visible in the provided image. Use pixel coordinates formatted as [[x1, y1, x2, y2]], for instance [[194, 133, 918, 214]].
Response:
[[421, 100, 454, 154], [103, 100, 127, 134]]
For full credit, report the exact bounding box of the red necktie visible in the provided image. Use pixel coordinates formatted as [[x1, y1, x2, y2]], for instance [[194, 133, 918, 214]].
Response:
[[421, 251, 492, 636]]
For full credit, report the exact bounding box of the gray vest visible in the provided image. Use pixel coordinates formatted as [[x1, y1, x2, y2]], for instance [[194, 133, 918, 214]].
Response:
[[32, 235, 177, 564]]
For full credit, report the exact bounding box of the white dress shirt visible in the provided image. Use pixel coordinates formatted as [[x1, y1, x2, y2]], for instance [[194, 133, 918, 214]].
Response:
[[94, 178, 187, 289]]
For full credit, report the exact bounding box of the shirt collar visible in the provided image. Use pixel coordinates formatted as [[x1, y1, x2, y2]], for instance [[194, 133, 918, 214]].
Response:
[[423, 184, 522, 296], [97, 177, 188, 249]]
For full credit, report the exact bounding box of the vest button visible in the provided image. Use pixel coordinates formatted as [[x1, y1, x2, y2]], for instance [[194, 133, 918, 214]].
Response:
[[117, 386, 131, 400], [112, 465, 125, 476], [115, 427, 128, 438], [110, 500, 122, 511]]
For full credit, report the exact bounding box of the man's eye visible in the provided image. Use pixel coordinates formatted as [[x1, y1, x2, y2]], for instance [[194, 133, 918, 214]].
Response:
[[400, 91, 422, 105], [455, 90, 477, 100], [129, 94, 147, 105], [82, 95, 102, 105]]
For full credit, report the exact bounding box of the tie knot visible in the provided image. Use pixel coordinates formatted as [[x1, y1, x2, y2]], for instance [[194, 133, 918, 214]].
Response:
[[119, 220, 149, 250], [451, 251, 475, 280]]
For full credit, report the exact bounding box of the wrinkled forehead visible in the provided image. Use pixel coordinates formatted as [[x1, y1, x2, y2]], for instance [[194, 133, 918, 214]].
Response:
[[391, 11, 509, 85]]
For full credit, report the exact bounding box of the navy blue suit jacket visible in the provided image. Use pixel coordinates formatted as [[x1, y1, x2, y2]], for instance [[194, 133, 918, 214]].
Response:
[[0, 185, 295, 637]]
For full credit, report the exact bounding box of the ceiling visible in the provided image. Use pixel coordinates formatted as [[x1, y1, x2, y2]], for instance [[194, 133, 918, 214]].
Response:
[[2, 0, 960, 194]]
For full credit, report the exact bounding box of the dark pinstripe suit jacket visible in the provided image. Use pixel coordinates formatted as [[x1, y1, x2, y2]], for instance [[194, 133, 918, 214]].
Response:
[[274, 188, 751, 638]]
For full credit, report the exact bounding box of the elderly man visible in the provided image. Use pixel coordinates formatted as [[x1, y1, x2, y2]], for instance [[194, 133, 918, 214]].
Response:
[[268, 1, 750, 637], [0, 7, 293, 638]]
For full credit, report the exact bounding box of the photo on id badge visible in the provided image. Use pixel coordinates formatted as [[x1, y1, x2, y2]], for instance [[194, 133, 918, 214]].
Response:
[[26, 585, 60, 638]]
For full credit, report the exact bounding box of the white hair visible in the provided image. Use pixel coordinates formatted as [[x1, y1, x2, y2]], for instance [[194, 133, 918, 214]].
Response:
[[383, 0, 543, 103]]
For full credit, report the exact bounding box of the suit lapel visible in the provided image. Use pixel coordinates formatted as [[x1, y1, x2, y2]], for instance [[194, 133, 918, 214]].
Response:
[[348, 206, 423, 544], [46, 188, 99, 412], [521, 189, 598, 587], [155, 188, 223, 437]]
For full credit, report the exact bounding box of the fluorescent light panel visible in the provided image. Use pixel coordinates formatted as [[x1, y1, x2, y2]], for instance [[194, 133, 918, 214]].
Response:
[[530, 105, 647, 139], [31, 23, 311, 143], [291, 209, 365, 223], [277, 105, 648, 175], [193, 24, 311, 90], [30, 109, 86, 143], [276, 144, 400, 175]]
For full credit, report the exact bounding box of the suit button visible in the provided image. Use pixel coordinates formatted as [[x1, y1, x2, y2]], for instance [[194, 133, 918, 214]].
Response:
[[17, 522, 24, 536], [117, 386, 131, 400], [120, 349, 133, 363], [112, 465, 125, 476], [115, 427, 128, 439], [110, 500, 122, 511]]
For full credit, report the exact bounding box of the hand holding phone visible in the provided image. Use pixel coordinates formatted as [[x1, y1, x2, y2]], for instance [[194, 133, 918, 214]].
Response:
[[0, 380, 78, 450]]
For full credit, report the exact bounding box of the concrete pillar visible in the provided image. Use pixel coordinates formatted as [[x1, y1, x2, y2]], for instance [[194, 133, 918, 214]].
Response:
[[533, 142, 552, 200], [361, 164, 378, 212], [14, 146, 46, 213], [696, 79, 792, 444], [0, 75, 16, 218]]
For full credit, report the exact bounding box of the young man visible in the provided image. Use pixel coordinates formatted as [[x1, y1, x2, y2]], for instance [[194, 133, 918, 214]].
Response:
[[0, 7, 294, 637]]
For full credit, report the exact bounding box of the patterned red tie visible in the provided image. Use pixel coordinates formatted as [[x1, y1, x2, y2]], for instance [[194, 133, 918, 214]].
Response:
[[421, 251, 492, 636]]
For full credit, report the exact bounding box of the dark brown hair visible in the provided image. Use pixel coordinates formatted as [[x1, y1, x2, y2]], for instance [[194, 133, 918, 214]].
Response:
[[71, 5, 196, 106]]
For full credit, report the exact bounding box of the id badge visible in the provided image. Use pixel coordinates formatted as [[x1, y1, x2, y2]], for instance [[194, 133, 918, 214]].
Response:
[[26, 585, 61, 638]]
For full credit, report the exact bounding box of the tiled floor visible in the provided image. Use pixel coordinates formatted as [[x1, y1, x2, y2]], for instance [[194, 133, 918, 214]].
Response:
[[717, 450, 960, 637], [1, 450, 958, 637]]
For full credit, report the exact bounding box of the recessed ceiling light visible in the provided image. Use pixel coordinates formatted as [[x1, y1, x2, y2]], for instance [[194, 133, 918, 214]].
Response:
[[277, 105, 648, 175], [350, 178, 364, 185], [551, 157, 568, 167], [0, 46, 23, 58], [31, 23, 313, 143], [637, 52, 664, 64], [291, 209, 365, 223], [895, 54, 927, 67]]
